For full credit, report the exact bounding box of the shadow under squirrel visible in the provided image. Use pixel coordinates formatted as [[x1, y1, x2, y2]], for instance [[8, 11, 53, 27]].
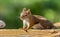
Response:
[[20, 8, 59, 32]]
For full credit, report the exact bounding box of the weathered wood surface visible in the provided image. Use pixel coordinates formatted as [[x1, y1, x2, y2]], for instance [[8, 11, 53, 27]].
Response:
[[0, 29, 60, 37]]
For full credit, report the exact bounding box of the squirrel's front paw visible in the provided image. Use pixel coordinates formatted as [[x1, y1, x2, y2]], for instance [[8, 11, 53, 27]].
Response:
[[21, 28, 28, 32]]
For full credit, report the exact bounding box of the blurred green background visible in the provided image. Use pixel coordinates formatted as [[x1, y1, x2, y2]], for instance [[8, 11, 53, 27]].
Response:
[[0, 0, 60, 29]]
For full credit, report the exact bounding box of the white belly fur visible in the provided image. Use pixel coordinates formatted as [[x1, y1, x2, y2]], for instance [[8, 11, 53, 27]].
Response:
[[23, 20, 30, 29]]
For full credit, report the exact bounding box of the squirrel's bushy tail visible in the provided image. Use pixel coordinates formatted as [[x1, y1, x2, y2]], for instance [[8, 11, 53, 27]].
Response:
[[54, 22, 60, 29]]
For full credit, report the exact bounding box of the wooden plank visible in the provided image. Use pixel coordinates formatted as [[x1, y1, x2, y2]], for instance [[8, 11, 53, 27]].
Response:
[[0, 29, 60, 37]]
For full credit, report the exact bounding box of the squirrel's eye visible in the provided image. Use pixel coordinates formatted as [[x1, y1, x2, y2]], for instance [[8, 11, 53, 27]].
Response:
[[25, 14, 27, 16]]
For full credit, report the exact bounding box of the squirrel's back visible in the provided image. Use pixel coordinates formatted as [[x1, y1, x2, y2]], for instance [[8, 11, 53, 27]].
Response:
[[32, 15, 57, 29]]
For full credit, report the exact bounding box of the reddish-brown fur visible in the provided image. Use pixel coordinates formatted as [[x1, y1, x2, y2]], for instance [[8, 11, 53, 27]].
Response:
[[20, 8, 57, 31]]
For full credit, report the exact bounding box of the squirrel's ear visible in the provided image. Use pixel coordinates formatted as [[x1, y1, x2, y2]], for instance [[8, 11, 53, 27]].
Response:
[[27, 9, 30, 12], [27, 9, 31, 14], [22, 8, 26, 11]]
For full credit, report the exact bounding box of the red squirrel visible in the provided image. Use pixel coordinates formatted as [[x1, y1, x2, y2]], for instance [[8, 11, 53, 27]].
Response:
[[20, 8, 57, 32]]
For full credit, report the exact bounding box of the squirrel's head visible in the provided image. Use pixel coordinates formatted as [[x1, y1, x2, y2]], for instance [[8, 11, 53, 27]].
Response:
[[20, 8, 32, 20]]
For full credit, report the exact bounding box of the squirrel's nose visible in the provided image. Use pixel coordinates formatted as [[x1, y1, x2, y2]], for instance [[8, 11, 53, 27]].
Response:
[[20, 15, 24, 18]]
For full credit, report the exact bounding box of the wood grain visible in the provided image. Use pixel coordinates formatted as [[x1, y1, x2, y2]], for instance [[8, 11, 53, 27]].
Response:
[[0, 29, 60, 37]]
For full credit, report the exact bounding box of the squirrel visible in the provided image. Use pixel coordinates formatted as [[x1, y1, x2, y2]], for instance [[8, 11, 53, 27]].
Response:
[[20, 8, 57, 32]]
